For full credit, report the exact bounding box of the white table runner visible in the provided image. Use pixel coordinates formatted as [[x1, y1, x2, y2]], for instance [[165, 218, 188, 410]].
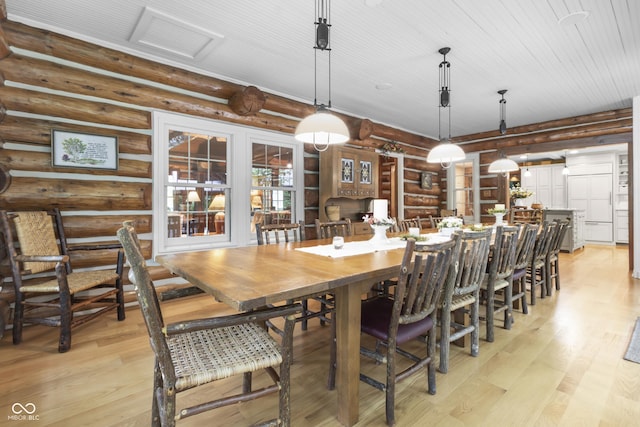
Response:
[[296, 237, 407, 258]]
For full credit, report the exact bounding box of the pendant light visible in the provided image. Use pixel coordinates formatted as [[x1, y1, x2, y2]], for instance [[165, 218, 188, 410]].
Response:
[[294, 0, 349, 151], [427, 47, 465, 168], [488, 156, 519, 175], [498, 89, 507, 135], [562, 151, 570, 175]]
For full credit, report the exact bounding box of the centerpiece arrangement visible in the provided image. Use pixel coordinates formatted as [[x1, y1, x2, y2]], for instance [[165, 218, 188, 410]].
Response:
[[437, 216, 464, 236], [363, 198, 395, 244], [510, 184, 534, 207], [487, 204, 508, 224]]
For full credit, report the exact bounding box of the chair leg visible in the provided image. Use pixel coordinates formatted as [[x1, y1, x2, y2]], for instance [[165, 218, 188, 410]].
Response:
[[555, 260, 561, 290], [385, 341, 396, 427], [151, 361, 163, 427], [486, 287, 495, 342], [504, 282, 513, 330], [427, 324, 437, 395], [12, 292, 24, 345], [438, 309, 451, 373], [116, 252, 126, 321], [470, 299, 480, 357], [301, 299, 309, 331], [58, 290, 73, 353]]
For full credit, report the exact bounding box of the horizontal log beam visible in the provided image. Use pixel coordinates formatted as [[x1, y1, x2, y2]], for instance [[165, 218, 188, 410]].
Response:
[[0, 85, 151, 129], [60, 214, 152, 239], [0, 177, 151, 211], [0, 148, 151, 178]]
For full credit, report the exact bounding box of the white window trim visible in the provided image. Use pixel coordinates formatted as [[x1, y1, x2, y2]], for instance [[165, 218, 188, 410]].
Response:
[[446, 152, 480, 224], [152, 111, 304, 258]]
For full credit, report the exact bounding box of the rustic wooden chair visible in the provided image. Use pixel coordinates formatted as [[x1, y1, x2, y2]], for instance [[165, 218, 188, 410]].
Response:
[[441, 208, 457, 217], [328, 236, 460, 425], [256, 220, 323, 333], [480, 225, 519, 342], [526, 221, 557, 305], [429, 215, 445, 228], [314, 218, 352, 239], [0, 209, 125, 352], [438, 228, 492, 373], [398, 217, 420, 233], [117, 221, 301, 427], [511, 223, 539, 315], [545, 219, 571, 296], [256, 220, 306, 245]]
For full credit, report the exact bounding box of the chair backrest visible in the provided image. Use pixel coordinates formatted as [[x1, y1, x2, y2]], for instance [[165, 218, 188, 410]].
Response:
[[394, 236, 459, 324], [443, 228, 492, 299], [0, 209, 69, 275], [441, 209, 457, 217], [398, 218, 420, 233], [117, 221, 172, 375], [429, 216, 450, 228], [513, 223, 539, 270], [256, 221, 305, 245], [487, 225, 519, 282], [549, 219, 570, 256], [532, 221, 557, 264], [315, 219, 352, 239]]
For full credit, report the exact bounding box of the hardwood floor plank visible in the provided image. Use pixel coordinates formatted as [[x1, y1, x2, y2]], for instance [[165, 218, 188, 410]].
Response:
[[1, 245, 639, 426]]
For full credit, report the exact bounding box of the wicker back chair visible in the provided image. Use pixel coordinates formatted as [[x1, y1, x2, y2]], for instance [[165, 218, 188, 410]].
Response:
[[527, 221, 557, 305], [328, 236, 460, 425], [314, 218, 352, 239], [511, 223, 539, 315], [0, 209, 125, 352], [256, 220, 306, 245], [545, 219, 571, 296], [117, 221, 301, 426], [438, 228, 492, 373], [480, 225, 519, 342]]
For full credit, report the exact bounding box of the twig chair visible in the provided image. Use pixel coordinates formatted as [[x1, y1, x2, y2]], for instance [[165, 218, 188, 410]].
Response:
[[314, 218, 352, 239], [527, 221, 556, 305], [511, 223, 539, 315], [118, 220, 301, 427], [438, 228, 492, 373], [0, 209, 125, 352], [328, 236, 460, 426], [480, 225, 519, 342], [545, 219, 571, 296]]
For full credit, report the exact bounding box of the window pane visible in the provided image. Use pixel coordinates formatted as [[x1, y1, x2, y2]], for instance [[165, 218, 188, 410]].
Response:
[[167, 131, 228, 239]]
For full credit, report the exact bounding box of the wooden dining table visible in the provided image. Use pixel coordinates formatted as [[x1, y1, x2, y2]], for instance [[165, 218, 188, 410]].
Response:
[[156, 234, 412, 426]]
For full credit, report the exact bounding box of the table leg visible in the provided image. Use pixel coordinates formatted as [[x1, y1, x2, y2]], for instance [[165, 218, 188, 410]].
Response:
[[334, 284, 362, 426]]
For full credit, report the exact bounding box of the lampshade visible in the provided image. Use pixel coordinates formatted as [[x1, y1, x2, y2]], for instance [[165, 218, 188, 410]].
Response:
[[562, 165, 570, 175], [186, 190, 200, 203], [488, 158, 519, 174], [294, 111, 350, 145], [208, 194, 225, 210], [427, 142, 466, 166]]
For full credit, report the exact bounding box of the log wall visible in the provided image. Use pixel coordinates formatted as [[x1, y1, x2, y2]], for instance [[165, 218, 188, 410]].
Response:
[[0, 11, 634, 302]]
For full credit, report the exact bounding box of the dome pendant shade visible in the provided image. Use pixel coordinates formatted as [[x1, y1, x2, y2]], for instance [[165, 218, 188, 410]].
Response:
[[488, 157, 519, 173], [294, 111, 349, 145], [427, 142, 466, 166]]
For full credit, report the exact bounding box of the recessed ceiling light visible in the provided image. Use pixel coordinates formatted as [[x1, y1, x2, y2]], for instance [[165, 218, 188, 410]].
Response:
[[375, 82, 393, 90], [558, 11, 590, 27]]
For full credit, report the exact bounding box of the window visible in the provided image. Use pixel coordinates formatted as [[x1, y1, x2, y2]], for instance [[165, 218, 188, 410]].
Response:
[[153, 112, 302, 256], [447, 153, 479, 224]]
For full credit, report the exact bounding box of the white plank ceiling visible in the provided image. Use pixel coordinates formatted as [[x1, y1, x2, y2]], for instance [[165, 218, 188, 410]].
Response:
[[5, 0, 640, 142]]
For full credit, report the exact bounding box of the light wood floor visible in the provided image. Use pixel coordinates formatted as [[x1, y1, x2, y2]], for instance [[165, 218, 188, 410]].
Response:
[[2, 245, 640, 426]]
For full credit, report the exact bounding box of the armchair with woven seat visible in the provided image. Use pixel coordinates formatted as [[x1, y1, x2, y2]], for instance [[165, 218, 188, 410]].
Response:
[[0, 209, 125, 353], [527, 221, 557, 305], [545, 219, 571, 297], [118, 220, 301, 427], [328, 236, 460, 426], [511, 223, 539, 315], [314, 218, 352, 239]]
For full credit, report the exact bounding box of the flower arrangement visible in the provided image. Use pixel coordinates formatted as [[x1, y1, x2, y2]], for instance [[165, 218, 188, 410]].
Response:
[[487, 208, 508, 215], [510, 184, 533, 199], [437, 216, 463, 230], [362, 214, 396, 227], [381, 141, 406, 156]]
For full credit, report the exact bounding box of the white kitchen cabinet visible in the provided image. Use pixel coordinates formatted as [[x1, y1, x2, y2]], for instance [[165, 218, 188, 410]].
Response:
[[616, 209, 629, 244], [568, 169, 613, 244], [519, 164, 566, 208]]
